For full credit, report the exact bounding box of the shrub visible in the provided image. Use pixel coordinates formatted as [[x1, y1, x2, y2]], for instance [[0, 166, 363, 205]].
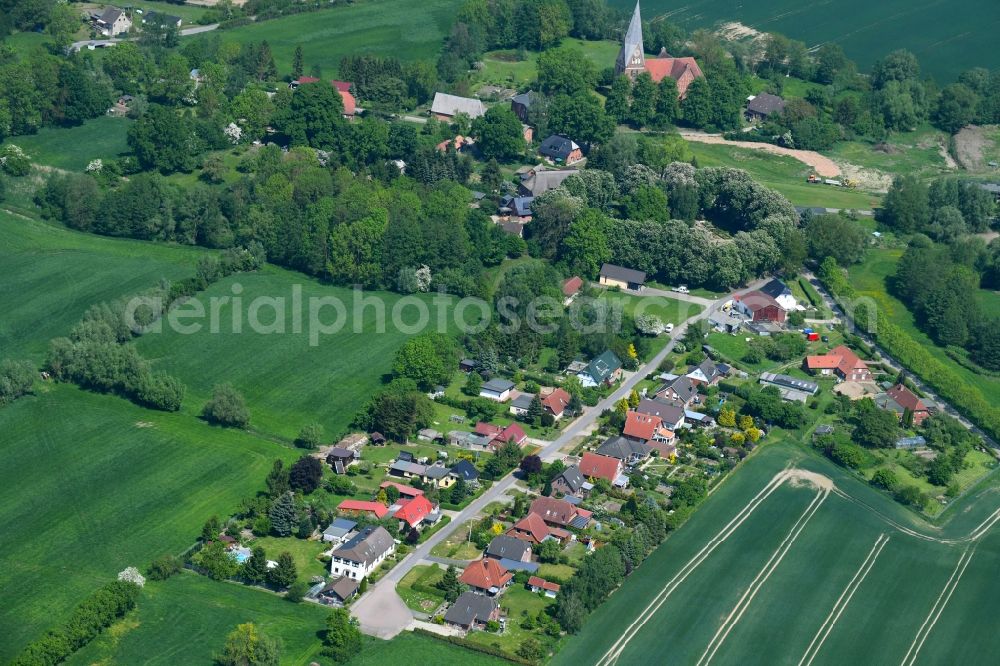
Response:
[[286, 580, 309, 602], [202, 383, 250, 427], [147, 554, 181, 580], [295, 422, 324, 449], [0, 359, 35, 405]]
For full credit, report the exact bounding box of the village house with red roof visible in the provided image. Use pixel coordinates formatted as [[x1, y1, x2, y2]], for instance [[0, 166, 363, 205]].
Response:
[[459, 558, 513, 595], [806, 345, 873, 382], [580, 451, 628, 487]]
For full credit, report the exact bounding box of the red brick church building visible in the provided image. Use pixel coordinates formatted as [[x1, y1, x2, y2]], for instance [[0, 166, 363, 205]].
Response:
[[615, 2, 703, 99]]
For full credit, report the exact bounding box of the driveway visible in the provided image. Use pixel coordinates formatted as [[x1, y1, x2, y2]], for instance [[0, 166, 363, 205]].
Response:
[[352, 582, 413, 639], [69, 23, 220, 52], [679, 131, 842, 178], [351, 281, 770, 637]]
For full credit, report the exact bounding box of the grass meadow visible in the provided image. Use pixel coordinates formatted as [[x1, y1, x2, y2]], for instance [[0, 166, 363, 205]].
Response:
[[553, 440, 1000, 665], [848, 247, 1000, 405], [1, 116, 133, 171], [74, 571, 506, 665], [0, 385, 296, 663], [687, 142, 881, 210], [618, 0, 1000, 80], [135, 267, 456, 441], [0, 213, 206, 362], [191, 0, 463, 76]]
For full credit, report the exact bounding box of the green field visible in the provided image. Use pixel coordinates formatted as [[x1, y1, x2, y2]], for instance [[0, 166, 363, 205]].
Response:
[[191, 0, 463, 76], [848, 247, 1000, 405], [1, 116, 133, 171], [554, 440, 1000, 665], [0, 385, 295, 662], [687, 143, 881, 210], [0, 213, 206, 362], [135, 268, 453, 440], [598, 290, 704, 326], [616, 0, 1000, 80], [474, 39, 620, 89], [72, 571, 504, 665]]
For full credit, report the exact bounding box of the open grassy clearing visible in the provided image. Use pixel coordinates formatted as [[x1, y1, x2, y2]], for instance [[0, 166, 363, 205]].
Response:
[[0, 385, 296, 662], [397, 564, 446, 613], [619, 0, 1000, 80], [2, 116, 133, 171], [554, 440, 1000, 665], [687, 142, 881, 209], [135, 267, 454, 440], [0, 212, 206, 362], [848, 247, 1000, 405], [598, 290, 703, 326], [473, 39, 620, 89], [189, 0, 462, 76], [828, 125, 954, 182], [70, 572, 329, 666]]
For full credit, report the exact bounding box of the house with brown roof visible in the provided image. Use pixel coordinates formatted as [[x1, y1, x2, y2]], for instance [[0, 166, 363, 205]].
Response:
[[529, 496, 592, 529], [527, 576, 561, 597], [507, 512, 552, 545], [542, 388, 572, 419], [562, 276, 583, 304], [580, 452, 627, 487], [806, 345, 873, 382], [877, 383, 930, 425], [733, 291, 787, 323], [622, 413, 674, 450], [459, 558, 513, 595]]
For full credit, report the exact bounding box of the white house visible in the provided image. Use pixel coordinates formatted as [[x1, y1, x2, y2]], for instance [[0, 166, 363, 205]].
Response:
[[759, 278, 800, 312], [97, 7, 132, 36], [330, 526, 395, 580], [480, 378, 515, 402]]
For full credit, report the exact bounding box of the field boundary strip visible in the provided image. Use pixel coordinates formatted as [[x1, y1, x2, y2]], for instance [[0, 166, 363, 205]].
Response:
[[899, 545, 977, 666], [596, 469, 814, 666], [798, 533, 891, 666], [696, 486, 830, 666]]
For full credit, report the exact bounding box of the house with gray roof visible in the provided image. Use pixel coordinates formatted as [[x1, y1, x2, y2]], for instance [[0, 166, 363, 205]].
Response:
[[655, 376, 698, 408], [759, 372, 819, 403], [597, 434, 653, 464], [509, 393, 535, 416], [486, 534, 532, 562], [97, 7, 132, 36], [511, 90, 539, 123], [551, 463, 589, 497], [330, 526, 395, 580], [445, 591, 500, 630], [480, 378, 515, 401], [746, 93, 786, 122], [431, 92, 485, 120], [539, 135, 583, 164], [449, 459, 480, 484], [322, 517, 357, 544], [518, 168, 578, 197], [599, 263, 646, 290]]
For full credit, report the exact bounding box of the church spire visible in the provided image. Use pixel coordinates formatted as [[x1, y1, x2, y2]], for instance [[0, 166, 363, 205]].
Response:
[[615, 1, 645, 78]]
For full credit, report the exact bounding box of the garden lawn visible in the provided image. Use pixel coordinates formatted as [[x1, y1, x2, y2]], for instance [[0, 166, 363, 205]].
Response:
[[397, 564, 446, 613], [3, 116, 133, 171], [687, 142, 881, 209], [553, 440, 1000, 665], [191, 0, 462, 76], [0, 212, 206, 362], [0, 385, 296, 663], [848, 248, 1000, 405], [68, 572, 329, 666], [248, 536, 329, 582], [466, 584, 556, 655], [135, 266, 458, 440], [598, 290, 703, 326], [348, 631, 508, 666]]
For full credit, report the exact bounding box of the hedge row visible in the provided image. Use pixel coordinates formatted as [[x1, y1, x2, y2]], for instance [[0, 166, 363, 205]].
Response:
[[13, 580, 141, 666], [818, 258, 1000, 441]]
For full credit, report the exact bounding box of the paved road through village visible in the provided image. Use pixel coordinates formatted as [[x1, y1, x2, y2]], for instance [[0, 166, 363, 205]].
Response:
[[350, 281, 767, 637]]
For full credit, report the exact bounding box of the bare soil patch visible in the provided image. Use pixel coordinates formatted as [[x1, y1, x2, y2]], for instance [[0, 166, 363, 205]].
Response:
[[680, 131, 842, 177], [953, 125, 998, 171]]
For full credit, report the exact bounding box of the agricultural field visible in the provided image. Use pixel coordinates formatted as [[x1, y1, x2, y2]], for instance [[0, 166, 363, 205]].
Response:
[[0, 385, 295, 663], [848, 247, 1000, 405], [616, 0, 1000, 80], [687, 142, 881, 210], [0, 213, 206, 362], [553, 440, 1000, 665], [189, 0, 463, 76], [135, 267, 456, 441], [1, 116, 133, 171]]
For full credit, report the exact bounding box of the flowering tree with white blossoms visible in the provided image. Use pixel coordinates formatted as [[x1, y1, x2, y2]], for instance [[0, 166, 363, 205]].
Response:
[[118, 566, 146, 588], [415, 265, 432, 292], [85, 159, 103, 173], [223, 122, 243, 145]]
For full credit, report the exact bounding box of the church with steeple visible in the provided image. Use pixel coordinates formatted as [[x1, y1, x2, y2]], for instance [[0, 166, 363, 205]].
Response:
[[614, 2, 704, 99]]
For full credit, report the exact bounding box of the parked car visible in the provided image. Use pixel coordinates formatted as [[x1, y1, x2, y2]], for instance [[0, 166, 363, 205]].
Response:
[[665, 323, 674, 333], [673, 285, 689, 294]]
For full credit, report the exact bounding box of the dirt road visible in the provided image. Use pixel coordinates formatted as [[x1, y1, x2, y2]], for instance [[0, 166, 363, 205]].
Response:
[[680, 131, 842, 178]]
